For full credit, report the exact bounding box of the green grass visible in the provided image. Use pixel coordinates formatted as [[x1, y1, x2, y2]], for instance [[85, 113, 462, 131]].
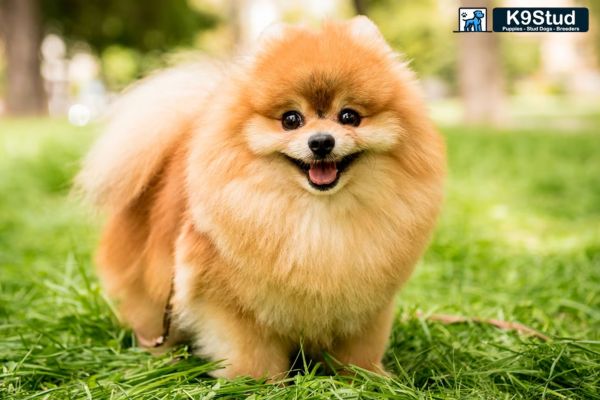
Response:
[[1, 118, 599, 399]]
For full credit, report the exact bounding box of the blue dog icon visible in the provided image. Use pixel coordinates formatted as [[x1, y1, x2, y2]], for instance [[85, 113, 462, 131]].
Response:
[[463, 10, 485, 31]]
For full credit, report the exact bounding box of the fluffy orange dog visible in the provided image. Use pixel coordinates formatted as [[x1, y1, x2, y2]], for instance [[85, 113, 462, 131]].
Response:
[[77, 17, 445, 379]]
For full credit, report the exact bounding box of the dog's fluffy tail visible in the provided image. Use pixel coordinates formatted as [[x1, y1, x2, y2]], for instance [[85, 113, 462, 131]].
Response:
[[76, 62, 220, 211]]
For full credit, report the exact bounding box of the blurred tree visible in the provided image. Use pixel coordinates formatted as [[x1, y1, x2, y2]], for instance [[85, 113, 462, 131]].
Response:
[[588, 2, 600, 65], [41, 1, 218, 54], [227, 0, 242, 49], [501, 38, 540, 94], [0, 0, 218, 115], [352, 0, 367, 16], [0, 0, 47, 115], [457, 0, 506, 126]]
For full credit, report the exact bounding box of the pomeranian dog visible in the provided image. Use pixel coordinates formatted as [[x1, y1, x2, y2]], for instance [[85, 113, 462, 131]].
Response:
[[77, 17, 445, 379]]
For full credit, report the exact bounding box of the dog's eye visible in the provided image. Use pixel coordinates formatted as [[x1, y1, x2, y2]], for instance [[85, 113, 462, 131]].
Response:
[[338, 108, 361, 127], [281, 111, 304, 130]]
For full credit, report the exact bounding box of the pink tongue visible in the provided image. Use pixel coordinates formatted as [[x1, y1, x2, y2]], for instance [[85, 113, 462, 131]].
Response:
[[308, 162, 338, 185]]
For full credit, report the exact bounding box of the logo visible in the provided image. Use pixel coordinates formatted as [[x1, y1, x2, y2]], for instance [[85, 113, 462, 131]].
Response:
[[456, 8, 491, 32], [493, 8, 589, 32], [454, 6, 589, 33]]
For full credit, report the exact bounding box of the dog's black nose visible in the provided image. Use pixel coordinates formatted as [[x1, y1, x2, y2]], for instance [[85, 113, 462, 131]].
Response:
[[308, 133, 335, 158]]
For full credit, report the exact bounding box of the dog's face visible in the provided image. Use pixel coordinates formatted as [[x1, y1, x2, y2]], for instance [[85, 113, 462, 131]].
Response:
[[474, 10, 484, 18], [241, 18, 411, 195]]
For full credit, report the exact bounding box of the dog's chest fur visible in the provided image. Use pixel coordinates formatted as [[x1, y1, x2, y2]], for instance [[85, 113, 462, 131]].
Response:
[[179, 177, 428, 344]]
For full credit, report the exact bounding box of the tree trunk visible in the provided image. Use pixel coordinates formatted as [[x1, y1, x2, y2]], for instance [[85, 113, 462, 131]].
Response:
[[227, 0, 242, 52], [1, 0, 46, 116], [457, 0, 506, 126], [352, 0, 368, 15]]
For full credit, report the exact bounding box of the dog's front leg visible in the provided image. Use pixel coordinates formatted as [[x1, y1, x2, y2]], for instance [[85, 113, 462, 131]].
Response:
[[329, 301, 395, 376], [172, 225, 291, 380], [186, 298, 291, 380]]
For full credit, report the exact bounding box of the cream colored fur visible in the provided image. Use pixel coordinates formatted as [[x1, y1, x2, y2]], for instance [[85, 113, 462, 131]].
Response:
[[79, 18, 445, 380], [76, 63, 222, 210]]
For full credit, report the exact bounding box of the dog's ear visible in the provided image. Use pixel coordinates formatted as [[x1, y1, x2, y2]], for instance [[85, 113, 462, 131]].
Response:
[[246, 21, 297, 60], [242, 22, 290, 64], [257, 22, 289, 45], [348, 16, 381, 38], [347, 16, 390, 50]]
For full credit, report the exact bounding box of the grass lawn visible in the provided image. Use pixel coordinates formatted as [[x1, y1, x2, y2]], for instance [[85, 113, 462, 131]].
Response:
[[1, 118, 599, 399]]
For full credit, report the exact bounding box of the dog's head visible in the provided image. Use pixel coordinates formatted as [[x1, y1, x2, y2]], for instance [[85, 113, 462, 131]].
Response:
[[235, 17, 431, 195], [473, 10, 484, 18]]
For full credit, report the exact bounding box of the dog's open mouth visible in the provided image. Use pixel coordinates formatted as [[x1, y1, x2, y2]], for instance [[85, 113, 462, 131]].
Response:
[[285, 152, 362, 191]]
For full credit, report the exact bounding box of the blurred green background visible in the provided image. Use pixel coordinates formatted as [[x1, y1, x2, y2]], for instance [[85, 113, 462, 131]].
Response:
[[1, 0, 599, 399], [1, 0, 600, 125]]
